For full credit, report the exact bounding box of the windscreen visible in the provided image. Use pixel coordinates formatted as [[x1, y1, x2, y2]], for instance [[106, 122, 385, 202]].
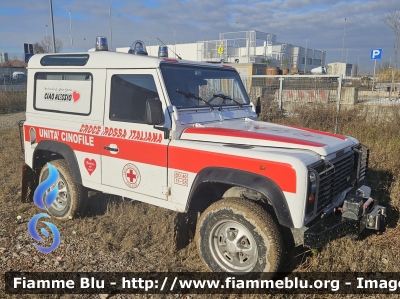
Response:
[[160, 64, 249, 109]]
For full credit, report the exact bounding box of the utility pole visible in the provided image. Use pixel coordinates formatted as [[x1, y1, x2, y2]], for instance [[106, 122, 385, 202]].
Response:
[[173, 29, 176, 58], [49, 0, 56, 53], [45, 25, 49, 52], [304, 39, 308, 73]]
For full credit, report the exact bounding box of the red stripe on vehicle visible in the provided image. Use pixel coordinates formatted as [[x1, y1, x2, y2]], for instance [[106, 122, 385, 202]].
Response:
[[169, 146, 297, 193], [286, 125, 347, 140], [25, 125, 297, 193], [101, 137, 167, 166], [183, 127, 325, 147], [24, 125, 100, 154]]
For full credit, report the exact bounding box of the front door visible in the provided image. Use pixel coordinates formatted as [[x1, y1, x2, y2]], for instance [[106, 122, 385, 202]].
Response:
[[101, 69, 168, 199]]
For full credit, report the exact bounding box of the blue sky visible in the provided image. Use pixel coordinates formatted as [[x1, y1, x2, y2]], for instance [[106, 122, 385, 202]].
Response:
[[0, 0, 398, 73]]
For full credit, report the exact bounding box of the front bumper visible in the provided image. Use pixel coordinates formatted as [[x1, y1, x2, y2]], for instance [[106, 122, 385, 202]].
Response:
[[303, 189, 386, 248]]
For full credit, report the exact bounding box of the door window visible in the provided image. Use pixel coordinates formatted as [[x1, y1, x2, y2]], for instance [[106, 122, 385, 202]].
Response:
[[109, 74, 159, 123]]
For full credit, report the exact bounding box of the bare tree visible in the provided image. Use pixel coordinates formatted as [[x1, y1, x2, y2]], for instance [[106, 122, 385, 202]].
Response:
[[384, 8, 400, 97], [377, 61, 391, 72], [33, 36, 63, 53], [352, 63, 359, 77]]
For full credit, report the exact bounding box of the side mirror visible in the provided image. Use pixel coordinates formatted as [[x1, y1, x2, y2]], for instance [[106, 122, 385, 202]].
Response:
[[255, 97, 261, 117], [145, 99, 165, 125]]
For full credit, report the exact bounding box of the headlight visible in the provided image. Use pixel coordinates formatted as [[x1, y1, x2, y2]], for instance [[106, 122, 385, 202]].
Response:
[[309, 172, 316, 183], [309, 172, 317, 195], [306, 170, 318, 214]]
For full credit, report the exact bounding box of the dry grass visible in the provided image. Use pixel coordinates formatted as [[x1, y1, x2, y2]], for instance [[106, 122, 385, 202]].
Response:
[[1, 102, 400, 298], [0, 90, 26, 114], [260, 102, 400, 267]]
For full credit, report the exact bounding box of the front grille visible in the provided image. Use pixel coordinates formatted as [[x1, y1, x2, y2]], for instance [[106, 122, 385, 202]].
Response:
[[307, 144, 369, 217], [354, 144, 369, 185]]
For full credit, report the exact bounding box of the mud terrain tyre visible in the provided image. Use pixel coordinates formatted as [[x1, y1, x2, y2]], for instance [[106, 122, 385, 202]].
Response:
[[195, 197, 282, 273], [38, 159, 86, 219]]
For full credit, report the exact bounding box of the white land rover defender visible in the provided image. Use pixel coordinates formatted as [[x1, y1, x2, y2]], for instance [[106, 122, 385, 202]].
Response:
[[20, 38, 386, 274]]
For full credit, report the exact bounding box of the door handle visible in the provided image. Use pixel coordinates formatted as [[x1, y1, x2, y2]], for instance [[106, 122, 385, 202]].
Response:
[[104, 146, 119, 152]]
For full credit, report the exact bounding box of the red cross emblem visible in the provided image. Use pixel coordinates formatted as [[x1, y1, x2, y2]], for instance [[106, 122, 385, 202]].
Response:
[[122, 163, 141, 188], [126, 169, 137, 182]]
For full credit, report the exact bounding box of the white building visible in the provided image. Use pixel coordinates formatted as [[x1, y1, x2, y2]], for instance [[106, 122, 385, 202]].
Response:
[[117, 30, 326, 73], [326, 62, 353, 76]]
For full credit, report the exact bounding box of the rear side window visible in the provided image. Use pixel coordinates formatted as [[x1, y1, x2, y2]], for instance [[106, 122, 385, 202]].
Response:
[[109, 74, 159, 123], [40, 54, 89, 66], [34, 72, 92, 115]]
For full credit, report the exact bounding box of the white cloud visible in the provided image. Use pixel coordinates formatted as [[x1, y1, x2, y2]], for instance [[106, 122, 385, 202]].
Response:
[[0, 0, 398, 69]]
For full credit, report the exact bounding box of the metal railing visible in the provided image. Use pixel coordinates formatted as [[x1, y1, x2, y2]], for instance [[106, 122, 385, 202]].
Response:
[[240, 75, 342, 109], [240, 73, 400, 108]]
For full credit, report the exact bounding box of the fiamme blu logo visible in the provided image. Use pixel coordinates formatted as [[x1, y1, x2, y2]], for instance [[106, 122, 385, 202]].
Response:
[[28, 163, 61, 254]]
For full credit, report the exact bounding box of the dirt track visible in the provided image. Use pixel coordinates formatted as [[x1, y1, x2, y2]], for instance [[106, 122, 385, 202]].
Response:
[[1, 107, 400, 298], [0, 112, 24, 130]]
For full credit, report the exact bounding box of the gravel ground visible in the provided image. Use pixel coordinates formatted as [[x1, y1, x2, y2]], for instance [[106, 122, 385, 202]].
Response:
[[0, 112, 25, 130]]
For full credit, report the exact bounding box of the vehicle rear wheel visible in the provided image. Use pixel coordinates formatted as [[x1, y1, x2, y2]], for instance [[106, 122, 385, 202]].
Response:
[[195, 197, 282, 273], [38, 159, 86, 219]]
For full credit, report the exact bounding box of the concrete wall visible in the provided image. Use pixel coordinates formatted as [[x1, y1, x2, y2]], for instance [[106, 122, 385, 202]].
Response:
[[272, 87, 358, 105]]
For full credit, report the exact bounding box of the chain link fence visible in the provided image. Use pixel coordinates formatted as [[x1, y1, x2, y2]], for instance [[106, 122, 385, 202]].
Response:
[[0, 67, 27, 91], [241, 75, 342, 113], [241, 73, 400, 110]]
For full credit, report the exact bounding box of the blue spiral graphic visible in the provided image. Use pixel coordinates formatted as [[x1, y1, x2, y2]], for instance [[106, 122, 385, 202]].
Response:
[[29, 163, 61, 254], [33, 163, 59, 209], [28, 213, 60, 254]]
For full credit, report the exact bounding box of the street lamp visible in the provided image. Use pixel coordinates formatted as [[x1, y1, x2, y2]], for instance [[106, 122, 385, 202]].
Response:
[[84, 38, 86, 51], [234, 21, 238, 47], [67, 9, 74, 52], [304, 38, 308, 73], [109, 0, 113, 51], [148, 36, 151, 55], [173, 29, 176, 58], [341, 18, 346, 63]]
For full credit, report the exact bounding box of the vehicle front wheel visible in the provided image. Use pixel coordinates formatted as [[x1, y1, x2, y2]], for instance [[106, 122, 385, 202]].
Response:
[[195, 197, 282, 273], [38, 159, 86, 219]]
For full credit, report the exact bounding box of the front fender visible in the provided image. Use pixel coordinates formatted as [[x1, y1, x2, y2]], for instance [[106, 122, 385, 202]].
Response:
[[187, 167, 294, 228], [33, 140, 82, 184]]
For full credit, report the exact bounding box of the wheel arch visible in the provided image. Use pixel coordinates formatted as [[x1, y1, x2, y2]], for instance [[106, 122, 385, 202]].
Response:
[[186, 167, 294, 228], [32, 140, 82, 184]]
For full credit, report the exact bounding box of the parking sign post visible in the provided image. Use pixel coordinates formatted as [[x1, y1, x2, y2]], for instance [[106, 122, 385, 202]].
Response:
[[370, 48, 382, 91]]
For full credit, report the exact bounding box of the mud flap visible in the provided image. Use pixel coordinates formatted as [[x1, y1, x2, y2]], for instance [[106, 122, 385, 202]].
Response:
[[21, 164, 35, 203], [173, 211, 198, 252]]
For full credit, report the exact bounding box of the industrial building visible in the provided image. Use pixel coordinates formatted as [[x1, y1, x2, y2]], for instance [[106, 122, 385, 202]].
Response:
[[0, 52, 8, 63], [117, 30, 326, 73]]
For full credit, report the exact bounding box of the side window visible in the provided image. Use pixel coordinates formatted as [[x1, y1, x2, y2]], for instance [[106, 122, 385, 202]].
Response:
[[34, 72, 92, 115], [109, 74, 159, 123]]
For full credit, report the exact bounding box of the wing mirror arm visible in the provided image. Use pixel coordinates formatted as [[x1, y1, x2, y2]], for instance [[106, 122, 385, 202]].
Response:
[[255, 97, 261, 117], [153, 125, 170, 139], [146, 99, 170, 139]]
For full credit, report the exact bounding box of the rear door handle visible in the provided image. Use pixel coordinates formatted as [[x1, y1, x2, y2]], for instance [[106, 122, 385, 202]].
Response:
[[104, 146, 119, 152]]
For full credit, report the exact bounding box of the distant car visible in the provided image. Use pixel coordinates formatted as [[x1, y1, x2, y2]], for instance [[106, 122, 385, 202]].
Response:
[[13, 73, 27, 83]]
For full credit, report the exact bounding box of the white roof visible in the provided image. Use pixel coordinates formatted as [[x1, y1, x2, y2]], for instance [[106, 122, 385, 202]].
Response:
[[27, 51, 231, 70]]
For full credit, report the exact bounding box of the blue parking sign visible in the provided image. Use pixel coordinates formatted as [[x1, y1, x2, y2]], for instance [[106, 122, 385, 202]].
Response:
[[370, 48, 382, 60]]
